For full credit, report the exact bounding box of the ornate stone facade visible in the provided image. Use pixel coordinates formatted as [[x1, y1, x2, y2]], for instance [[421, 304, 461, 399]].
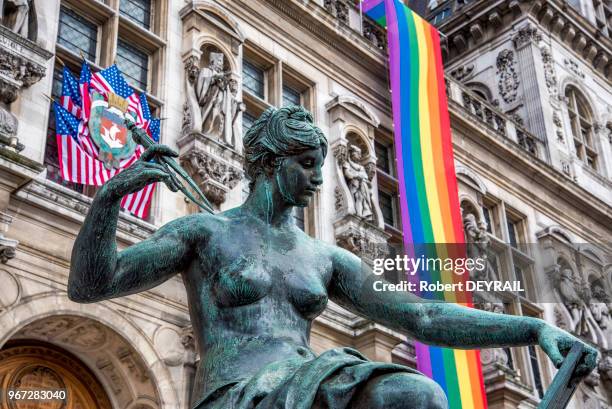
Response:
[[0, 1, 610, 409]]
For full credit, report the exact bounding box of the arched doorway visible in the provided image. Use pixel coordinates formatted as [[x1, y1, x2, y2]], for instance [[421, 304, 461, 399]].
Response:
[[0, 341, 112, 409]]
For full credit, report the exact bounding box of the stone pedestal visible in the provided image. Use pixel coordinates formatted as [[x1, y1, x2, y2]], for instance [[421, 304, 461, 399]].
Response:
[[178, 131, 243, 209]]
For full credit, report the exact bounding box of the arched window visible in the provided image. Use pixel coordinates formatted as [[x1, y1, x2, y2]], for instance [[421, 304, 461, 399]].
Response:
[[565, 86, 598, 171]]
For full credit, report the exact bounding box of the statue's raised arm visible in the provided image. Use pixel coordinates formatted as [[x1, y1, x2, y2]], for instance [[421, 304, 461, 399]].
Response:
[[68, 145, 201, 302]]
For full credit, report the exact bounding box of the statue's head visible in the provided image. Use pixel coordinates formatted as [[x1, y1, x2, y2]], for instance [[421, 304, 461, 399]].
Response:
[[244, 105, 328, 206], [348, 144, 362, 161], [209, 52, 224, 71]]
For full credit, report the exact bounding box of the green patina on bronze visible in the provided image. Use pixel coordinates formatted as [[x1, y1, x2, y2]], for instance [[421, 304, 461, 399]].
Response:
[[69, 106, 597, 409]]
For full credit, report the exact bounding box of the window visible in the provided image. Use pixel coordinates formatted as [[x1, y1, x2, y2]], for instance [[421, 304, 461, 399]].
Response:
[[507, 218, 518, 248], [482, 205, 492, 234], [566, 86, 598, 171], [431, 7, 451, 25], [528, 346, 544, 397], [379, 191, 396, 227], [116, 40, 149, 90], [242, 111, 256, 137], [514, 266, 526, 297], [243, 60, 265, 99], [282, 85, 301, 107], [58, 7, 98, 61], [375, 140, 391, 174], [120, 0, 152, 29]]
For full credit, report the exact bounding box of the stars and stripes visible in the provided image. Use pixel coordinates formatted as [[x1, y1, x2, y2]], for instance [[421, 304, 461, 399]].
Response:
[[79, 60, 92, 122], [53, 61, 161, 220], [60, 66, 81, 118]]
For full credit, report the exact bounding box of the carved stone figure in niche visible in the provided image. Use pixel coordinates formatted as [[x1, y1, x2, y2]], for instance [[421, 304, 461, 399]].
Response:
[[68, 106, 597, 409], [342, 144, 373, 220], [195, 52, 230, 140], [463, 212, 497, 282], [557, 268, 588, 329], [1, 0, 35, 40], [589, 281, 611, 330], [223, 76, 244, 147]]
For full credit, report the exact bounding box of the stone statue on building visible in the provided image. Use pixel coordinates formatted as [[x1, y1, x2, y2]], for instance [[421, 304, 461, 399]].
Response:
[[195, 52, 229, 140], [342, 144, 373, 221], [223, 76, 244, 147], [1, 0, 33, 39], [186, 51, 243, 147], [69, 106, 597, 409], [463, 212, 498, 282]]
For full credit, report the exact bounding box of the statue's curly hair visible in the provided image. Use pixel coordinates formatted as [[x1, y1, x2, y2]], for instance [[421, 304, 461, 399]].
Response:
[[243, 105, 328, 189]]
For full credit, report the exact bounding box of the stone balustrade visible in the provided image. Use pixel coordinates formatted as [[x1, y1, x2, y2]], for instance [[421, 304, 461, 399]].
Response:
[[446, 78, 548, 162], [319, 0, 387, 50]]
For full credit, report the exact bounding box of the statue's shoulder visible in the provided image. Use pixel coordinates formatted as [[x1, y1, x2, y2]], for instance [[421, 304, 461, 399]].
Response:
[[160, 212, 228, 240]]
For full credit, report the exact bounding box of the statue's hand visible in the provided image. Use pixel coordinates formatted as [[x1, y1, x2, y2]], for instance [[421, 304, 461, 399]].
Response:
[[103, 145, 180, 199], [538, 323, 598, 377]]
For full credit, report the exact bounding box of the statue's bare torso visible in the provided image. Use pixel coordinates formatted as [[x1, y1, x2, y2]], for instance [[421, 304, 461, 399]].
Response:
[[184, 208, 334, 395]]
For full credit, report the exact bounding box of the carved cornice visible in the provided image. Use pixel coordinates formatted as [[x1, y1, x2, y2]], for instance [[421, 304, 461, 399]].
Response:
[[14, 179, 156, 243], [433, 0, 612, 82], [0, 26, 52, 103]]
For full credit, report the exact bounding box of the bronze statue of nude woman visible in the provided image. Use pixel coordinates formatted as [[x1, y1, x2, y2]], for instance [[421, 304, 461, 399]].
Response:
[[69, 106, 597, 409]]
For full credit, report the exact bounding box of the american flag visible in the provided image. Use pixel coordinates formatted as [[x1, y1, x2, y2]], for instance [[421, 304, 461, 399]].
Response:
[[90, 65, 145, 125], [60, 67, 81, 118], [53, 63, 159, 220], [79, 60, 91, 122]]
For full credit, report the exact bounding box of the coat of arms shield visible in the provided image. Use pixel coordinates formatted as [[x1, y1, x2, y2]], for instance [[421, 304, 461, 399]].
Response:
[[88, 92, 137, 169]]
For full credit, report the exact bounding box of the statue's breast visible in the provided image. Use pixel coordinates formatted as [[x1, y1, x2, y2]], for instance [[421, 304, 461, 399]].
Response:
[[278, 249, 331, 320], [213, 255, 272, 307]]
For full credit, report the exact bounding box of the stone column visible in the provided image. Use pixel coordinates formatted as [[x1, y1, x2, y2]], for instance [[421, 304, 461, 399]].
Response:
[[512, 24, 551, 160]]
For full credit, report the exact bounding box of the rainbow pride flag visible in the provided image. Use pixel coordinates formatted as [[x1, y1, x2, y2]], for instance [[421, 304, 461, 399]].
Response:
[[363, 1, 487, 408]]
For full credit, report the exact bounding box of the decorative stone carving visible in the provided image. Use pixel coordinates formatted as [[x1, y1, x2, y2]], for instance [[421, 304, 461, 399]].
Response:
[[564, 58, 586, 79], [59, 321, 108, 349], [1, 0, 36, 40], [0, 269, 19, 310], [180, 148, 242, 207], [548, 265, 609, 348], [180, 2, 245, 148], [599, 353, 612, 382], [339, 144, 374, 221], [334, 214, 390, 264], [463, 212, 498, 282], [512, 25, 542, 49], [496, 50, 520, 104], [540, 47, 558, 99], [117, 346, 150, 382], [0, 24, 52, 146], [334, 186, 345, 211], [96, 358, 125, 394], [324, 0, 349, 24], [0, 212, 17, 263], [450, 64, 474, 82], [185, 50, 243, 146], [155, 327, 184, 367]]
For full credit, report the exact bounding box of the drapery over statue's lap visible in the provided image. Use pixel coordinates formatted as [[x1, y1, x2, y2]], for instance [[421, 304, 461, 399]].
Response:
[[195, 348, 420, 409]]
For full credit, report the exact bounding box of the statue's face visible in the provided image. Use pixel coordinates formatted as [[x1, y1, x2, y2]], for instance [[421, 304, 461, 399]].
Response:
[[349, 150, 361, 161], [274, 147, 324, 207]]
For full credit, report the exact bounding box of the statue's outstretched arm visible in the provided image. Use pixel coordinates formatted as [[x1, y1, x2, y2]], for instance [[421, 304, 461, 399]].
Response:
[[68, 145, 199, 303], [328, 246, 597, 376]]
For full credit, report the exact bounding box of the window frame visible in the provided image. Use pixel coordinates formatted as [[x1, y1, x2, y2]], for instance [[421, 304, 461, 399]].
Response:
[[565, 86, 598, 171]]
